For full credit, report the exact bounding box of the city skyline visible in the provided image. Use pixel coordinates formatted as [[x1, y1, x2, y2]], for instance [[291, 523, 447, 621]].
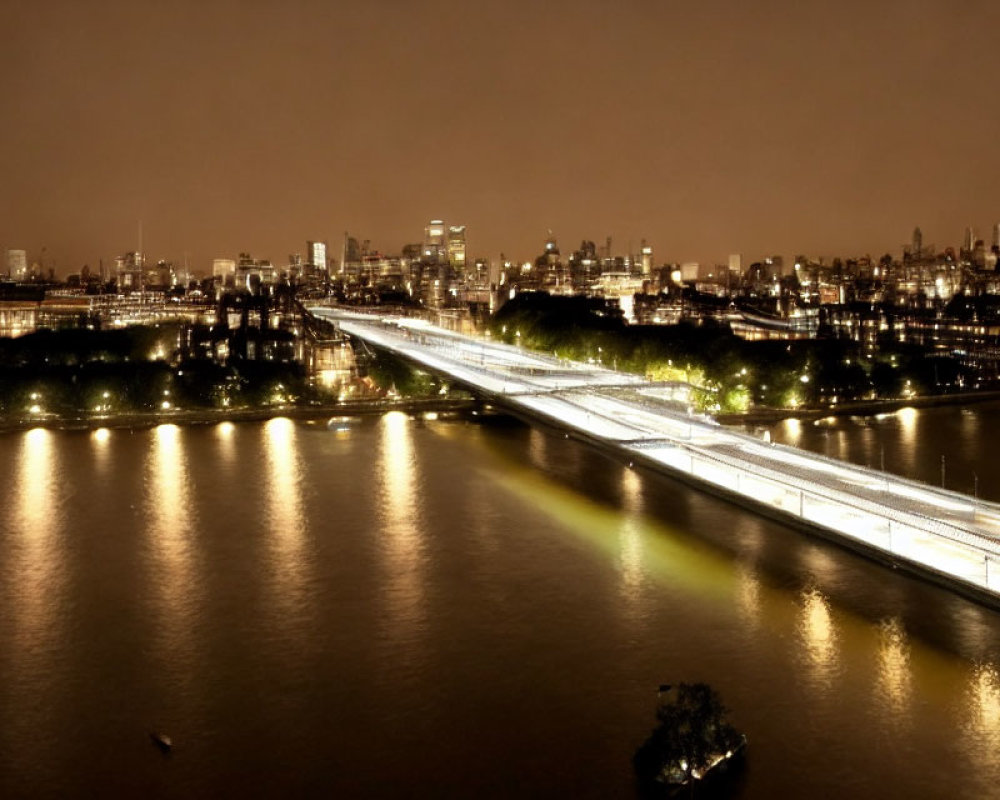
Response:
[[3, 0, 1000, 273]]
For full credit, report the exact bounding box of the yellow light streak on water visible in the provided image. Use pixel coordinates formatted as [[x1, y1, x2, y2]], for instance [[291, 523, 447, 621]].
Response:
[[263, 418, 308, 618], [9, 428, 64, 668], [377, 412, 426, 638], [146, 424, 198, 671], [433, 419, 1000, 785], [876, 617, 912, 716]]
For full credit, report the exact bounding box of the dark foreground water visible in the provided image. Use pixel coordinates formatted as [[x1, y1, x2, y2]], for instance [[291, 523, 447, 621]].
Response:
[[2, 405, 1000, 798]]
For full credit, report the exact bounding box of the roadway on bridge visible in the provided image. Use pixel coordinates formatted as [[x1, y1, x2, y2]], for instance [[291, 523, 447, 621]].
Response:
[[314, 307, 1000, 597]]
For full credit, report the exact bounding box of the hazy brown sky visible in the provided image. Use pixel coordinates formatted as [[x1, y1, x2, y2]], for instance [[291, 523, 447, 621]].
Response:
[[2, 0, 1000, 275]]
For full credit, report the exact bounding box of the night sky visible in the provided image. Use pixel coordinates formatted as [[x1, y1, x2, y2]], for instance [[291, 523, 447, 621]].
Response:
[[3, 0, 1000, 275]]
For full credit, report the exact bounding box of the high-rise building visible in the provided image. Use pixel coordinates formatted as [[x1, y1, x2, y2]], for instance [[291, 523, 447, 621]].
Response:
[[5, 249, 27, 279], [992, 223, 1000, 250], [424, 219, 446, 263], [912, 227, 923, 258], [640, 243, 653, 277], [964, 226, 976, 254], [307, 240, 327, 274], [447, 226, 466, 271]]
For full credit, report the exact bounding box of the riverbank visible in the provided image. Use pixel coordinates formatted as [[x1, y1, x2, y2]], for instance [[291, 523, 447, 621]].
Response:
[[0, 396, 478, 434], [714, 389, 1000, 426]]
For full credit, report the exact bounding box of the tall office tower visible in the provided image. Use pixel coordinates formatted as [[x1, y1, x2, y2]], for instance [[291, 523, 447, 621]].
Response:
[[424, 219, 446, 262], [912, 227, 923, 258], [6, 249, 27, 279], [307, 240, 327, 274], [447, 225, 467, 271], [992, 223, 1000, 250], [964, 226, 976, 254], [728, 253, 742, 275], [640, 241, 653, 277]]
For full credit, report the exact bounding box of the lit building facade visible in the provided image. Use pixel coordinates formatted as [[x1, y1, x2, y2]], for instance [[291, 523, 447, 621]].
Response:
[[6, 249, 27, 279], [447, 225, 467, 272], [307, 240, 327, 274]]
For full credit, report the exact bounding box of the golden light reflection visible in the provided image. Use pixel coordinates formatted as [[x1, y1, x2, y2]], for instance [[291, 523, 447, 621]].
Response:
[[960, 408, 981, 456], [802, 546, 839, 585], [9, 428, 64, 661], [797, 587, 839, 687], [735, 564, 761, 628], [263, 418, 308, 616], [897, 407, 918, 452], [528, 427, 548, 470], [146, 424, 198, 664], [876, 617, 912, 715], [215, 420, 236, 472], [832, 429, 849, 461], [618, 467, 645, 616], [377, 411, 426, 633], [91, 427, 111, 477], [780, 418, 802, 447], [966, 663, 1000, 751]]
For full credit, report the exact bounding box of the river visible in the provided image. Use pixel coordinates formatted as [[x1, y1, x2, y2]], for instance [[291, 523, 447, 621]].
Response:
[[1, 404, 1000, 797]]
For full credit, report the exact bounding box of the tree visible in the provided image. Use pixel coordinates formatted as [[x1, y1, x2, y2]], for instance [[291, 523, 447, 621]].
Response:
[[634, 683, 744, 789]]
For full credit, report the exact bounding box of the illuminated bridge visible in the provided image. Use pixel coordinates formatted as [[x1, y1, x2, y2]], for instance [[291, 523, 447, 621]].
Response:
[[313, 307, 1000, 605]]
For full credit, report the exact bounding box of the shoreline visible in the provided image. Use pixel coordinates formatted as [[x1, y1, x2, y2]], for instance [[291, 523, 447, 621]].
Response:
[[0, 396, 478, 434], [714, 389, 1000, 426]]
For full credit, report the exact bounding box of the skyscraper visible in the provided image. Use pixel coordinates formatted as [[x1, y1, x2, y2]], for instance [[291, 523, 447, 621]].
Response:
[[447, 225, 467, 272], [964, 226, 976, 254], [307, 240, 328, 274], [912, 227, 923, 259], [5, 249, 27, 279], [423, 220, 446, 263]]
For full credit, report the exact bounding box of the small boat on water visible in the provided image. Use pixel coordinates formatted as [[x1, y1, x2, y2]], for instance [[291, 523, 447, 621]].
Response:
[[327, 416, 357, 432]]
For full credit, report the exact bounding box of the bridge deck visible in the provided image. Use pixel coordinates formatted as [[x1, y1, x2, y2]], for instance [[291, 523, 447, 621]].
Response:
[[313, 307, 1000, 601]]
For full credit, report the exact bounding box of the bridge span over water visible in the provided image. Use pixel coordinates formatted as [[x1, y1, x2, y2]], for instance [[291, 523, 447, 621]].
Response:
[[313, 307, 1000, 606]]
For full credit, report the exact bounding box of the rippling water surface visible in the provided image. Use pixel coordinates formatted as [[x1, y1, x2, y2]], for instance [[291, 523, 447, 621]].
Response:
[[2, 405, 1000, 798]]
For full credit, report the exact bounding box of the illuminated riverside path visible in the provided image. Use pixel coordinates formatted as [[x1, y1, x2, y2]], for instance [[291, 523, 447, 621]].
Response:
[[313, 308, 1000, 604]]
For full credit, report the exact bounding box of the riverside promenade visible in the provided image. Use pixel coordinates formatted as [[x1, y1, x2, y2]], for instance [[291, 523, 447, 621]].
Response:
[[314, 307, 1000, 606]]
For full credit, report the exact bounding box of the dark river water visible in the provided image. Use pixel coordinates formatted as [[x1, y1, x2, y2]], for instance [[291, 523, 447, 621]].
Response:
[[3, 403, 1000, 798]]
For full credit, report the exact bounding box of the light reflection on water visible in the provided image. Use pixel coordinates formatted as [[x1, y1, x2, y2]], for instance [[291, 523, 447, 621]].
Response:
[[618, 468, 644, 596], [377, 412, 426, 637], [797, 587, 840, 689], [9, 428, 63, 668], [967, 663, 1000, 746], [735, 564, 762, 629], [215, 420, 237, 471], [876, 617, 912, 716], [263, 418, 308, 617], [3, 414, 1000, 796], [146, 424, 198, 670]]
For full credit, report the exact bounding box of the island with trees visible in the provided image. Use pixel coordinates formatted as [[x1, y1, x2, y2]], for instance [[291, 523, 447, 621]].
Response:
[[633, 683, 747, 793]]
